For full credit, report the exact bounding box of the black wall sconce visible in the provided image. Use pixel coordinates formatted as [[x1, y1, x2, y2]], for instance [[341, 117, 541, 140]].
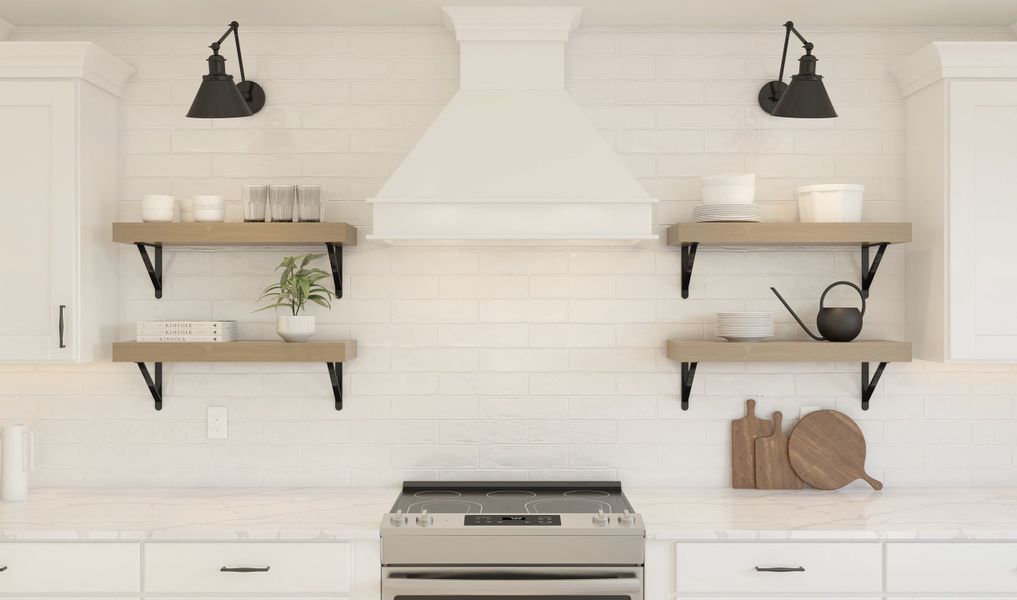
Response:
[[758, 21, 836, 118], [187, 21, 265, 118]]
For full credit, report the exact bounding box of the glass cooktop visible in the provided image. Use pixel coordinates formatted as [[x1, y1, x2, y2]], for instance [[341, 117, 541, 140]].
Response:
[[389, 481, 634, 514]]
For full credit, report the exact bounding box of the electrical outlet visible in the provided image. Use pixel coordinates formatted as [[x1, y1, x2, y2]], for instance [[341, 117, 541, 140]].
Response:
[[207, 406, 228, 440], [800, 406, 822, 419]]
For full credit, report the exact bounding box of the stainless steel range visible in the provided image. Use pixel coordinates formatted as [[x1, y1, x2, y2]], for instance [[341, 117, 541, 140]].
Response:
[[381, 482, 645, 600]]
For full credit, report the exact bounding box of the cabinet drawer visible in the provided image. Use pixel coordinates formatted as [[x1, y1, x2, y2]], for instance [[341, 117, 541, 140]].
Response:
[[674, 542, 882, 594], [144, 542, 350, 594], [0, 542, 139, 593], [887, 542, 1017, 593]]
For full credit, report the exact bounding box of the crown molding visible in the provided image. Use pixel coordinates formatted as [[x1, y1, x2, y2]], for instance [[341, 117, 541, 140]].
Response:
[[893, 41, 1017, 97], [0, 42, 135, 96]]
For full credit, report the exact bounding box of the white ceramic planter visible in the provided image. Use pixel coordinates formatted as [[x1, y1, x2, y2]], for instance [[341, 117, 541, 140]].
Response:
[[277, 315, 315, 343]]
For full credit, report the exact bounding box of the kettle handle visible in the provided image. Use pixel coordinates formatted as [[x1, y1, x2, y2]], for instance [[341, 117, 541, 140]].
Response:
[[819, 281, 866, 317]]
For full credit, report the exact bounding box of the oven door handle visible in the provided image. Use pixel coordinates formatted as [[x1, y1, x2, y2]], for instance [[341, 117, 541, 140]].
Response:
[[384, 574, 642, 595]]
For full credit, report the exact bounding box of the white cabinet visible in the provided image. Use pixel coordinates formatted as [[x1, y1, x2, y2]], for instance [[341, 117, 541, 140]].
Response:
[[0, 542, 140, 594], [887, 542, 1017, 594], [895, 42, 1017, 361], [0, 43, 132, 362], [144, 542, 351, 595]]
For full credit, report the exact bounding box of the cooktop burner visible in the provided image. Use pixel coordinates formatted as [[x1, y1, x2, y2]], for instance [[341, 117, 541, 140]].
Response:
[[390, 481, 634, 514]]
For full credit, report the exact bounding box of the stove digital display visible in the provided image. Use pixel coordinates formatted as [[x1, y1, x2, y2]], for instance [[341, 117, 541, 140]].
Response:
[[464, 515, 562, 526]]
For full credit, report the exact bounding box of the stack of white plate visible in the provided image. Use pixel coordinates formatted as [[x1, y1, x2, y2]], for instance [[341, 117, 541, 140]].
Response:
[[716, 312, 774, 342], [693, 204, 761, 223]]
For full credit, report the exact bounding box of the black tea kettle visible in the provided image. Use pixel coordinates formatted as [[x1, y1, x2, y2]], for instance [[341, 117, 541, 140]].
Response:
[[770, 281, 866, 342]]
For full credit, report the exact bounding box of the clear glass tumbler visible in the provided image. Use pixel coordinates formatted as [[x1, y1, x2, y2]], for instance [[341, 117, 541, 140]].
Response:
[[268, 184, 296, 223], [297, 185, 322, 222], [243, 185, 268, 222]]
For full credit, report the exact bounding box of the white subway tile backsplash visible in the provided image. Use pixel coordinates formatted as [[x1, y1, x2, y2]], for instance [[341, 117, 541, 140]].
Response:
[[3, 23, 1013, 488]]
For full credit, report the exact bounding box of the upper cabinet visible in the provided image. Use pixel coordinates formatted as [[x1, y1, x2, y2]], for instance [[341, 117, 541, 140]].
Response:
[[895, 42, 1017, 362], [0, 43, 133, 362]]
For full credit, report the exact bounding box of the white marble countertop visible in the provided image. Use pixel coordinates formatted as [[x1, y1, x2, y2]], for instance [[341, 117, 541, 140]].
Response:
[[3, 487, 1017, 541]]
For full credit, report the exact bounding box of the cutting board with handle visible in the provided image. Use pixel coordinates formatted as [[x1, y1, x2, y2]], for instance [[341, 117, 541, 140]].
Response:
[[788, 410, 883, 490], [731, 399, 773, 489], [754, 411, 803, 490]]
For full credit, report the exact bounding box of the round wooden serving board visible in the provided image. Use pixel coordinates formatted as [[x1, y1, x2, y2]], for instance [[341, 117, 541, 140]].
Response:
[[788, 410, 883, 490]]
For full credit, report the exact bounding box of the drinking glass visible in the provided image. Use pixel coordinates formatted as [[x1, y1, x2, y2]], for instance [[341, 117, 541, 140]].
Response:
[[243, 185, 268, 222], [297, 185, 322, 222], [268, 184, 296, 223]]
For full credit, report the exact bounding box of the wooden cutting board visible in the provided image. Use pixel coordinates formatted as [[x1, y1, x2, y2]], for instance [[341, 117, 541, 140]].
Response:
[[754, 411, 803, 490], [731, 399, 773, 489], [788, 410, 883, 490]]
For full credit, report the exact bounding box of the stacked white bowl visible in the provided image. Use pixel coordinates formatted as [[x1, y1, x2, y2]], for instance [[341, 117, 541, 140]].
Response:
[[193, 195, 226, 222], [796, 184, 864, 223], [716, 312, 774, 342], [693, 173, 760, 222], [140, 194, 175, 222]]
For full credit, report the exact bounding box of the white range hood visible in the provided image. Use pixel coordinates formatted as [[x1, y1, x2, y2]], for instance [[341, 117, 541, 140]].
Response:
[[367, 6, 657, 244]]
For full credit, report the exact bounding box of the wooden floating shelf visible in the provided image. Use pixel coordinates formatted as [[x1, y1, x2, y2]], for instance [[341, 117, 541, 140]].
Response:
[[112, 222, 357, 246], [113, 340, 357, 363], [666, 222, 912, 247], [666, 340, 912, 412], [112, 222, 357, 300], [666, 222, 911, 300], [113, 341, 357, 412], [666, 340, 912, 363]]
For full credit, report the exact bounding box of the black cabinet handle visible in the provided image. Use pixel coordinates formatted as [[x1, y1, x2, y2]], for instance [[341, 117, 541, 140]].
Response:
[[220, 566, 270, 573], [0, 565, 7, 572], [58, 305, 66, 348], [755, 566, 805, 573]]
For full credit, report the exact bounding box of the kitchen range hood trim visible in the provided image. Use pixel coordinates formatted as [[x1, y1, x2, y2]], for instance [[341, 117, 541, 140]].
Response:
[[367, 6, 657, 245]]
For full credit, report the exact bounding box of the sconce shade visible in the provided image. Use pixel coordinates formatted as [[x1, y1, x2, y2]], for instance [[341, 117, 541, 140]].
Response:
[[187, 54, 253, 118], [771, 53, 837, 118]]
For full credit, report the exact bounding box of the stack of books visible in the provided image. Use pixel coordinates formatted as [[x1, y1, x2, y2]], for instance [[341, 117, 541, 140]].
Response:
[[136, 321, 237, 342]]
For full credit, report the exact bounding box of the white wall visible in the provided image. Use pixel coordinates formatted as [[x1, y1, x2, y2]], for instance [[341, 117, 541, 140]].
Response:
[[3, 24, 1016, 489]]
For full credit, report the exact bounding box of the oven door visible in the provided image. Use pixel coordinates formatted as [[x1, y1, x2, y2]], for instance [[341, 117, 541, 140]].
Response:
[[382, 567, 643, 600]]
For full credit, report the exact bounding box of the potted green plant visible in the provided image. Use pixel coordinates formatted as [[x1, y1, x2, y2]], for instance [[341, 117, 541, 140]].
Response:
[[256, 253, 336, 342]]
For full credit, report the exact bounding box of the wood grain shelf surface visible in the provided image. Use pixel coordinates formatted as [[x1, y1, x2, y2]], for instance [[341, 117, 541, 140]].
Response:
[[112, 340, 357, 363], [666, 340, 912, 363], [667, 222, 911, 247], [113, 222, 357, 246]]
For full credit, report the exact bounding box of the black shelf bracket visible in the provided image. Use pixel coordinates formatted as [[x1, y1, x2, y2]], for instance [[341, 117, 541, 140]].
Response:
[[861, 361, 888, 411], [680, 242, 698, 299], [135, 243, 163, 299], [136, 362, 163, 410], [325, 243, 344, 299], [680, 362, 698, 411], [327, 362, 343, 410], [860, 242, 888, 299]]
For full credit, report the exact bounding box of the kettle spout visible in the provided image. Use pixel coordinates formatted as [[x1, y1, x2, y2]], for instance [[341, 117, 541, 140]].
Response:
[[770, 287, 823, 341]]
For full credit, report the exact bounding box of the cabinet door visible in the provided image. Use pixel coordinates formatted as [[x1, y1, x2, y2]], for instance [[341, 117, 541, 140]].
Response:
[[950, 80, 1017, 360], [0, 81, 76, 361]]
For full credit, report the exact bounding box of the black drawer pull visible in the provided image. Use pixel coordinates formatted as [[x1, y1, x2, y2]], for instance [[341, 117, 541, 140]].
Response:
[[755, 566, 805, 573], [0, 566, 7, 572], [221, 566, 270, 573], [58, 305, 66, 348]]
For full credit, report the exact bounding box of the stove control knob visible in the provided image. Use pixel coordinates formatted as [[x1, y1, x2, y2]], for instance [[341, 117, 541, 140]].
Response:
[[416, 510, 433, 527], [390, 510, 406, 526], [618, 510, 635, 527], [593, 509, 609, 527]]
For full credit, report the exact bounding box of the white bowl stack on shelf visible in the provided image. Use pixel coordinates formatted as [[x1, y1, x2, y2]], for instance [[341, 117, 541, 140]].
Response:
[[716, 312, 774, 342], [796, 184, 865, 223], [693, 173, 760, 223]]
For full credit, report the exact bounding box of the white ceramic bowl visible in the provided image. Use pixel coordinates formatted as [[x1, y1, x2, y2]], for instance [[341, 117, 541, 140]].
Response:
[[797, 184, 865, 223], [193, 208, 226, 222], [702, 184, 756, 205], [702, 173, 755, 187], [193, 194, 225, 210]]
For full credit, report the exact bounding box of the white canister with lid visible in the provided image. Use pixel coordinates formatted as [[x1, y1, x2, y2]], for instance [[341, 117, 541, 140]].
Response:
[[796, 184, 865, 222], [1, 424, 30, 502]]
